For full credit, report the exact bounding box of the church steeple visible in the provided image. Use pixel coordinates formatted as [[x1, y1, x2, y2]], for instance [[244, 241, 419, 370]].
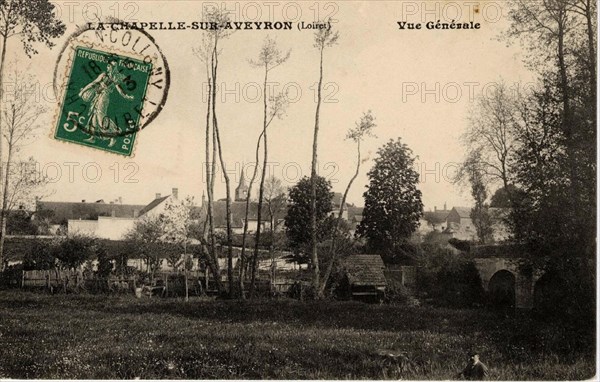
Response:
[[235, 167, 248, 201]]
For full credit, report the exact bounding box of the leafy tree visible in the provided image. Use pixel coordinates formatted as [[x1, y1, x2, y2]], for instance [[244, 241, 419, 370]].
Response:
[[357, 138, 423, 254], [284, 176, 333, 264], [504, 0, 596, 258], [52, 234, 104, 271], [158, 197, 196, 301], [464, 158, 494, 244], [22, 239, 55, 270], [6, 209, 36, 235], [124, 217, 164, 280], [490, 185, 521, 208], [309, 22, 339, 294]]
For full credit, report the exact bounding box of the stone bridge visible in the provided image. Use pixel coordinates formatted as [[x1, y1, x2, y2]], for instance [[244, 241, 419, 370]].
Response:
[[470, 245, 544, 309]]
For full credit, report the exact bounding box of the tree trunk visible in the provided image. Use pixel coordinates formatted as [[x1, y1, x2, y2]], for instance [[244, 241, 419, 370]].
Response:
[[249, 65, 269, 298], [584, 0, 596, 99], [203, 73, 224, 295], [211, 40, 235, 298], [268, 205, 275, 296], [310, 46, 325, 295], [0, 33, 8, 272], [238, 130, 264, 298], [319, 140, 361, 296], [0, 144, 8, 270]]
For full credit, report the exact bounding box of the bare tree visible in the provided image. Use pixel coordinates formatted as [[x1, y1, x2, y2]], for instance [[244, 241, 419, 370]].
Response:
[[0, 67, 47, 269], [309, 22, 338, 295], [246, 36, 290, 298], [319, 111, 375, 296], [458, 82, 518, 202]]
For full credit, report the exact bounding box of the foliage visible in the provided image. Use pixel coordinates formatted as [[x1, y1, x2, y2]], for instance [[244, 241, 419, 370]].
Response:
[[124, 217, 165, 277], [448, 238, 470, 252], [6, 209, 36, 235], [357, 138, 423, 253], [464, 158, 494, 244], [96, 247, 113, 278], [22, 239, 55, 270], [52, 234, 106, 271], [489, 185, 520, 208], [416, 246, 484, 308], [500, 0, 596, 258], [284, 176, 334, 256], [0, 0, 65, 56]]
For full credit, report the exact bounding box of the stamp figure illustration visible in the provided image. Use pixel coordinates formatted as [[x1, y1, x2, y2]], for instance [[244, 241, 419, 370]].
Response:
[[54, 46, 153, 156]]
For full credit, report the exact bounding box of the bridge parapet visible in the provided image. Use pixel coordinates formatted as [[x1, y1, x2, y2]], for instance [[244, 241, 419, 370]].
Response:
[[470, 243, 530, 259]]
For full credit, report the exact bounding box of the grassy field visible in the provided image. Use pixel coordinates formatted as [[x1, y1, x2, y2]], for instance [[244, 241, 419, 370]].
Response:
[[0, 290, 594, 380]]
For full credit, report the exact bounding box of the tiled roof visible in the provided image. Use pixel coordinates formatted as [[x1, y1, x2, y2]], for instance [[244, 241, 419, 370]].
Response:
[[36, 201, 146, 224], [137, 195, 171, 217], [423, 210, 451, 224], [453, 207, 472, 218], [345, 254, 387, 287]]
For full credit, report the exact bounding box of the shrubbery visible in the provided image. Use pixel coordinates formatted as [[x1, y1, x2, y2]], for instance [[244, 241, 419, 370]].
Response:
[[416, 245, 484, 308]]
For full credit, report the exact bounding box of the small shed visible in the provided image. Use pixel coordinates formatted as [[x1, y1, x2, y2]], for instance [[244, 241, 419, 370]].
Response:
[[344, 254, 387, 302]]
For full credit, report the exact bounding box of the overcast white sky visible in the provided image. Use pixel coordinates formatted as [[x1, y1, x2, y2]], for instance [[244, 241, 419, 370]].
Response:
[[12, 1, 534, 210]]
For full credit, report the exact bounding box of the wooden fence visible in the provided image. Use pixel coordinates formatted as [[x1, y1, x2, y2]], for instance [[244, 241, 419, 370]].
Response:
[[20, 270, 293, 297]]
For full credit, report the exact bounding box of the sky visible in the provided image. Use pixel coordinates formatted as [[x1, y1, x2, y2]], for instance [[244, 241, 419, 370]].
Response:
[[12, 0, 535, 210]]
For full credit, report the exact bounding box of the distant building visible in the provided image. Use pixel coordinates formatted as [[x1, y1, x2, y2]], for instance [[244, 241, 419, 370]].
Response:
[[422, 203, 451, 232], [444, 206, 510, 242]]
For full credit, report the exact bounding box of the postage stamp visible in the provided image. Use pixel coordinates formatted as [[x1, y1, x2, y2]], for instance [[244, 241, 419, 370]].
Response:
[[52, 22, 170, 156], [53, 45, 153, 156]]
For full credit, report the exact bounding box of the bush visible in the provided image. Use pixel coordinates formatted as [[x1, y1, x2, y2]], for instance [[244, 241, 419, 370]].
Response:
[[23, 239, 56, 270], [416, 245, 484, 308]]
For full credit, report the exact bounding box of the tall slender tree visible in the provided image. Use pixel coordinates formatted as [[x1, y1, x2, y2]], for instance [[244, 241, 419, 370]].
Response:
[[204, 9, 235, 297], [309, 22, 338, 295], [319, 111, 375, 296], [193, 30, 224, 295], [241, 36, 290, 298]]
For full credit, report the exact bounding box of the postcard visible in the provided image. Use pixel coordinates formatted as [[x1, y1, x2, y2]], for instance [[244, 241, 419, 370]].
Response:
[[0, 0, 595, 380]]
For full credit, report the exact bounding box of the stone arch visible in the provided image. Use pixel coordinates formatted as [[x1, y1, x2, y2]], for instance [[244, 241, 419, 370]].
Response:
[[488, 269, 516, 308]]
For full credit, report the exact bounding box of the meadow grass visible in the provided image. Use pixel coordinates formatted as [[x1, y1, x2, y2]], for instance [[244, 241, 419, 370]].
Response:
[[0, 290, 594, 379]]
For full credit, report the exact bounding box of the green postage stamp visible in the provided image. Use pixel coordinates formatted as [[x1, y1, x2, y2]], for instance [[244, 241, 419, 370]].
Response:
[[54, 45, 153, 156]]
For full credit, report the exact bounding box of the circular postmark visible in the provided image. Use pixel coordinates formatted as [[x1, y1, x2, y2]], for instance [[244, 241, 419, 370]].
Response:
[[53, 18, 170, 156]]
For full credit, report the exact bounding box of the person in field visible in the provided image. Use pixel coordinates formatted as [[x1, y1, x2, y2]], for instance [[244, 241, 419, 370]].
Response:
[[458, 351, 488, 380]]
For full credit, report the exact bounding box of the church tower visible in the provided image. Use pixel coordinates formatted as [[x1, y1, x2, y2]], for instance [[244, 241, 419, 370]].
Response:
[[235, 168, 248, 201]]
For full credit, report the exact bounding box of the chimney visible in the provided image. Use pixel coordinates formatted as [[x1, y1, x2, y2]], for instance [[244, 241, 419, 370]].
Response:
[[155, 193, 161, 199], [133, 209, 139, 218], [172, 188, 179, 200]]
